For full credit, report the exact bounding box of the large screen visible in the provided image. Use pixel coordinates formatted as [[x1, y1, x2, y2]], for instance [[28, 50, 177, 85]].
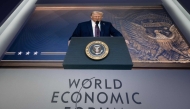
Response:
[[2, 6, 190, 67]]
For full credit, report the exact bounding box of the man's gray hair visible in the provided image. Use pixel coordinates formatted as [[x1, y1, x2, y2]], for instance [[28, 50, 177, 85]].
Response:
[[91, 11, 103, 16]]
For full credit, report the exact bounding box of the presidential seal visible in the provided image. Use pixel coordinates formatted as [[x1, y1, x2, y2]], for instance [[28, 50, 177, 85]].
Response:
[[85, 41, 109, 60]]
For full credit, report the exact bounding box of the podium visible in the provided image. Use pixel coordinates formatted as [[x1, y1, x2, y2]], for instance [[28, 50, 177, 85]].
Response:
[[63, 37, 133, 69]]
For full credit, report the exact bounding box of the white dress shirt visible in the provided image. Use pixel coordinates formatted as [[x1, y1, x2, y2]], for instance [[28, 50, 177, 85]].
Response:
[[91, 20, 101, 37]]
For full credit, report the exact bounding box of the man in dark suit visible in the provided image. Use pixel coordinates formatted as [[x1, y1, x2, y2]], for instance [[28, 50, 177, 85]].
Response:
[[69, 11, 129, 44]]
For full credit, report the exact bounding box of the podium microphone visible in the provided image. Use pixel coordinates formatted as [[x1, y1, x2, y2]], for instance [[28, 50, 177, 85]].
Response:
[[96, 21, 99, 25]]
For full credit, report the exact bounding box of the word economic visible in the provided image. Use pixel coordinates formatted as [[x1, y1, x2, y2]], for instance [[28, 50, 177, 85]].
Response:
[[51, 79, 141, 105]]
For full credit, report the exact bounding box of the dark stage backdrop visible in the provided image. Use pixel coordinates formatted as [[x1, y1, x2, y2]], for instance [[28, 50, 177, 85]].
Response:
[[2, 6, 190, 63], [177, 0, 190, 14], [0, 0, 22, 26]]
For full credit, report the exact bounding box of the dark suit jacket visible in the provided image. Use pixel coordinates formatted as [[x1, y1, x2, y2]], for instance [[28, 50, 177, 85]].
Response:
[[69, 20, 122, 40]]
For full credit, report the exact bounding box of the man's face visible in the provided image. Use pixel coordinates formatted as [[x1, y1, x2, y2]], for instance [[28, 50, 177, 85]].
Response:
[[91, 13, 103, 22]]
